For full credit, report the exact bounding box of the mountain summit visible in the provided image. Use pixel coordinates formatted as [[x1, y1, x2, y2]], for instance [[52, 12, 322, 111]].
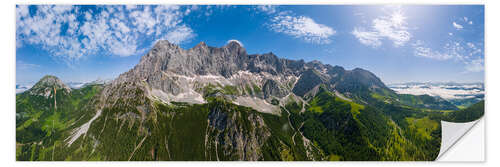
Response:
[[28, 75, 71, 97]]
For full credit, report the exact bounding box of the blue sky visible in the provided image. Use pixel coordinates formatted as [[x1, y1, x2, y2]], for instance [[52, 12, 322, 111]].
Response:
[[16, 5, 484, 84]]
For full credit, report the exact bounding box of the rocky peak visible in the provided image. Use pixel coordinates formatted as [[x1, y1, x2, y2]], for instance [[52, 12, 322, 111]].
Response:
[[305, 60, 330, 72], [225, 40, 243, 48], [192, 41, 208, 50], [308, 60, 322, 65], [350, 68, 386, 88], [28, 75, 71, 97], [331, 65, 345, 72], [152, 40, 177, 50], [224, 40, 246, 56], [34, 75, 69, 89]]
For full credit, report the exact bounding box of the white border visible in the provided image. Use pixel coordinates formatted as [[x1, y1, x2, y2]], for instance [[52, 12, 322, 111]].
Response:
[[2, 0, 496, 166]]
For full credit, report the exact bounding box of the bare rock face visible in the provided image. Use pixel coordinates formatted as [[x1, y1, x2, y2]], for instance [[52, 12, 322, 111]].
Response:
[[102, 39, 390, 114], [262, 79, 287, 99]]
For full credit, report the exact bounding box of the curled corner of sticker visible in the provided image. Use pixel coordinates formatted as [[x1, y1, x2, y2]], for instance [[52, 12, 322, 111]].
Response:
[[436, 118, 482, 160]]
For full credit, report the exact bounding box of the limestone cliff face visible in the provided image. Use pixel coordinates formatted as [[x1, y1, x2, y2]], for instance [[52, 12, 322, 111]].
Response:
[[102, 40, 389, 111]]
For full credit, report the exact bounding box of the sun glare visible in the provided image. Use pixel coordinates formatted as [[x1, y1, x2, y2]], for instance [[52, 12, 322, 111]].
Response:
[[390, 10, 407, 27]]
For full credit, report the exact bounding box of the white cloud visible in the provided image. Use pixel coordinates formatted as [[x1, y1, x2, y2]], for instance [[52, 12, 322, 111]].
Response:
[[125, 5, 137, 10], [352, 9, 411, 48], [16, 5, 29, 19], [269, 13, 336, 44], [16, 5, 83, 61], [464, 58, 484, 72], [256, 6, 335, 44], [163, 25, 195, 44], [411, 39, 484, 72], [453, 22, 463, 30], [84, 12, 92, 20], [412, 40, 453, 60], [466, 42, 482, 56], [52, 5, 73, 14], [462, 17, 473, 25], [108, 40, 138, 57], [256, 5, 277, 14], [396, 15, 484, 73], [129, 6, 157, 35], [16, 5, 196, 63], [110, 18, 130, 34], [352, 28, 382, 48], [466, 42, 475, 49]]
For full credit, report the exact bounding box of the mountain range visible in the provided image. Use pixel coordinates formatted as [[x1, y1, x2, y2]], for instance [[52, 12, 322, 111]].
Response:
[[16, 40, 484, 161]]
